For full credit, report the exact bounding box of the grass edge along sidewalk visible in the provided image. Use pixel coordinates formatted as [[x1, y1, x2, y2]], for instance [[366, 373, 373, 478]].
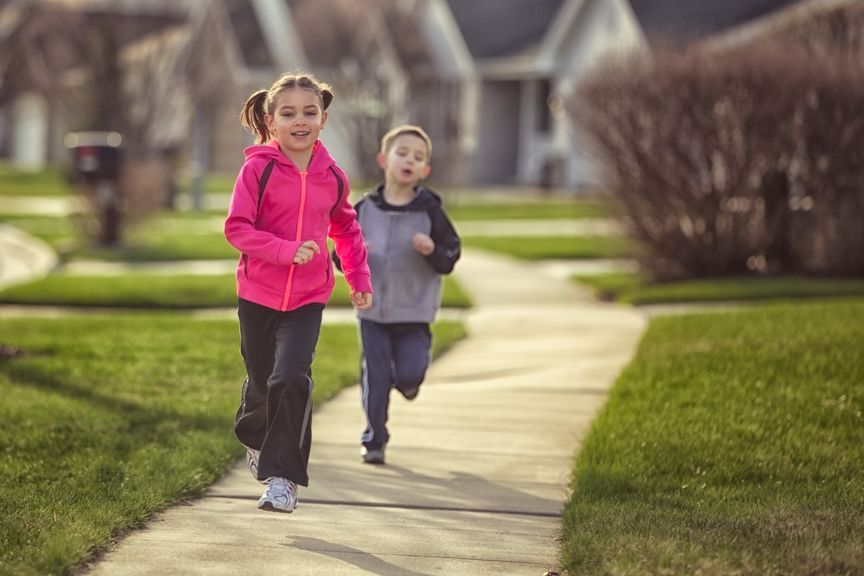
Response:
[[560, 297, 864, 575], [0, 315, 465, 576]]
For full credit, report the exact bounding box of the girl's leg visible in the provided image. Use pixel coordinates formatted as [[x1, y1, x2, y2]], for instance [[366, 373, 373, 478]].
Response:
[[359, 319, 394, 450], [392, 323, 432, 400], [256, 303, 323, 487], [234, 299, 279, 451]]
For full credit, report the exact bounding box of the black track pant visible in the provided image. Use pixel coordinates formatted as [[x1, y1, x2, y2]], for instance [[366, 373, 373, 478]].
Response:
[[234, 298, 324, 486]]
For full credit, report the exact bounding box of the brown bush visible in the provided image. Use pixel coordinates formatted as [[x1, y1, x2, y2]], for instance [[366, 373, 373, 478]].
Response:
[[570, 44, 864, 280]]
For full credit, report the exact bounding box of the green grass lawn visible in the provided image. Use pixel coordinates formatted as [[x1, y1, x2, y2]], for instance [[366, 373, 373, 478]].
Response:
[[176, 173, 236, 196], [575, 273, 864, 304], [463, 234, 635, 260], [447, 197, 612, 221], [561, 298, 864, 575], [0, 166, 71, 196], [0, 273, 472, 309], [0, 167, 234, 199], [0, 215, 79, 252], [0, 315, 465, 576]]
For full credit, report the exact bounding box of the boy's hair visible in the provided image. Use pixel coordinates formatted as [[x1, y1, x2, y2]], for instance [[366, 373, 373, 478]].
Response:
[[240, 71, 333, 144], [380, 124, 433, 157]]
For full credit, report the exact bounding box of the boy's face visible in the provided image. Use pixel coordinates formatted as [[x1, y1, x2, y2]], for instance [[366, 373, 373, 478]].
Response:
[[378, 133, 431, 187], [265, 87, 327, 154]]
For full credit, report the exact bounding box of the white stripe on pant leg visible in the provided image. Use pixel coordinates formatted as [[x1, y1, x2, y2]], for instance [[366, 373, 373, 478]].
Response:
[[360, 355, 375, 444], [298, 374, 313, 449]]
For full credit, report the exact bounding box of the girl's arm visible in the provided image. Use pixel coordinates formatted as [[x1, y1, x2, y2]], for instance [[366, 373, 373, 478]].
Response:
[[328, 170, 372, 293], [224, 162, 303, 266]]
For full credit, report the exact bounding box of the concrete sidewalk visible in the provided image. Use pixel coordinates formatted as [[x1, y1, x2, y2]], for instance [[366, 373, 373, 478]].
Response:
[[82, 248, 645, 576], [0, 224, 57, 290]]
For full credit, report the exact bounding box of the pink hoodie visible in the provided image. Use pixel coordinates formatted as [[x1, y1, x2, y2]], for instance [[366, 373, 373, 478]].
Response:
[[225, 140, 371, 311]]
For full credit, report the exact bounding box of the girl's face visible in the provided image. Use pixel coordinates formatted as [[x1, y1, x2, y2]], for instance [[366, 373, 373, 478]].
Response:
[[265, 87, 327, 156], [378, 134, 431, 187]]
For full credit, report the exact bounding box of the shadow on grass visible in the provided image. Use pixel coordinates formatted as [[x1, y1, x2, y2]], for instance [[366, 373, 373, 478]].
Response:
[[1, 361, 229, 435]]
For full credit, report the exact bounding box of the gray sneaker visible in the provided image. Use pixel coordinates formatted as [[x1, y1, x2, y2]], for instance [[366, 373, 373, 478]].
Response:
[[257, 477, 298, 513], [361, 446, 385, 465], [245, 446, 266, 484]]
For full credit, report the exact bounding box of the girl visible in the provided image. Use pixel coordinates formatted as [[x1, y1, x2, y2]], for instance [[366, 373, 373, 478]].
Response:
[[225, 72, 372, 513]]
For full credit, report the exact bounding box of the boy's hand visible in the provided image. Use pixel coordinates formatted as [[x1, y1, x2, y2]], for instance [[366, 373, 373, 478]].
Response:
[[351, 291, 373, 310], [293, 240, 321, 264], [412, 233, 435, 256]]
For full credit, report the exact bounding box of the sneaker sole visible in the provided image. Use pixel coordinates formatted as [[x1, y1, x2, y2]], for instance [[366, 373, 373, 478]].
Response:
[[258, 501, 295, 513]]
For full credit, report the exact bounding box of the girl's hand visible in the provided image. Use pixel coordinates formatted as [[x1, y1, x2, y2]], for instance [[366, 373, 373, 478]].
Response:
[[351, 291, 373, 310], [293, 240, 321, 264], [412, 233, 434, 256]]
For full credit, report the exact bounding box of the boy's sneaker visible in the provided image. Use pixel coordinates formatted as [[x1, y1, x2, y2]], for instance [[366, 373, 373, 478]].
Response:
[[257, 477, 297, 513], [400, 386, 420, 400], [361, 446, 385, 465], [245, 446, 266, 484]]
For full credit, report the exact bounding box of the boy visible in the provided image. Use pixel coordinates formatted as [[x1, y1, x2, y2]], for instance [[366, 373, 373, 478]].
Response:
[[335, 125, 461, 464]]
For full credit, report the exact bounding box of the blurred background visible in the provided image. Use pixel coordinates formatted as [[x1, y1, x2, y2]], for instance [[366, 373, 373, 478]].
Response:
[[0, 0, 862, 277]]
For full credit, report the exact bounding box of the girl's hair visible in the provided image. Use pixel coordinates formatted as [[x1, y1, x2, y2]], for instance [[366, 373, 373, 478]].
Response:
[[240, 72, 334, 144]]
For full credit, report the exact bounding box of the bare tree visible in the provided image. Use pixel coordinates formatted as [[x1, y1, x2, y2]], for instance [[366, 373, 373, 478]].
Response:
[[1, 3, 190, 245]]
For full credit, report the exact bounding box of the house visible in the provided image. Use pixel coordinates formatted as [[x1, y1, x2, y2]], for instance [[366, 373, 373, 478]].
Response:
[[626, 0, 803, 48], [182, 0, 308, 184], [436, 0, 644, 190], [282, 0, 474, 187], [0, 0, 188, 169], [5, 0, 852, 194]]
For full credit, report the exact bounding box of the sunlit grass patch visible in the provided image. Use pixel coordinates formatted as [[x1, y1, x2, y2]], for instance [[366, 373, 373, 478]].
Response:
[[561, 298, 864, 575]]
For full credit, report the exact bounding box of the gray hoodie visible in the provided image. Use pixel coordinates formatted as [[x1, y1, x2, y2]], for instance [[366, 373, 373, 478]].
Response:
[[336, 185, 460, 324]]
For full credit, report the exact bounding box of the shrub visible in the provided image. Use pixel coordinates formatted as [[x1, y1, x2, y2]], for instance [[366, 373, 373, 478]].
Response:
[[571, 43, 864, 280]]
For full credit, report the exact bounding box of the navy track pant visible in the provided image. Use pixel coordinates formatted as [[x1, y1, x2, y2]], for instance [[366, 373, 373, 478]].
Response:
[[360, 319, 432, 450]]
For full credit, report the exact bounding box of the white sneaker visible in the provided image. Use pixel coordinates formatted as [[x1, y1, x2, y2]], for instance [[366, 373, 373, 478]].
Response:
[[361, 446, 386, 465], [245, 446, 265, 484], [257, 477, 297, 513]]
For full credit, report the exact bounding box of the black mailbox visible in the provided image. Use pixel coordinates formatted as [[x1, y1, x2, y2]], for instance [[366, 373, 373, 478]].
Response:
[[64, 131, 124, 180]]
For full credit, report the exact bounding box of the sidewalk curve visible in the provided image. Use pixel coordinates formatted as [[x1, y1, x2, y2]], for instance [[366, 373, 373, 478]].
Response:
[[85, 248, 646, 576], [0, 224, 57, 290]]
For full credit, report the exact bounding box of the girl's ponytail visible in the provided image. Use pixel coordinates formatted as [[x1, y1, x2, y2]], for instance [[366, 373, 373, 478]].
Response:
[[240, 89, 271, 144]]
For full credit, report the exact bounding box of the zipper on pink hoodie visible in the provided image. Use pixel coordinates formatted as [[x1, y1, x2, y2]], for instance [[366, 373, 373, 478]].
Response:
[[281, 171, 309, 310]]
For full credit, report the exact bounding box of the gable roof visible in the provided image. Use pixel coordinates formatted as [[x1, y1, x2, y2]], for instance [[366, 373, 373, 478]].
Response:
[[445, 0, 566, 59], [628, 0, 804, 46], [224, 0, 274, 68]]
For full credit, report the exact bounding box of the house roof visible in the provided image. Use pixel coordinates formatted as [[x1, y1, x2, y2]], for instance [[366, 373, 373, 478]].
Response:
[[445, 0, 566, 59], [628, 0, 804, 46], [224, 0, 274, 68]]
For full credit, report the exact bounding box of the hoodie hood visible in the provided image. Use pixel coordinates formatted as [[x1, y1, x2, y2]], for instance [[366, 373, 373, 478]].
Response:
[[367, 184, 442, 212], [244, 139, 335, 174]]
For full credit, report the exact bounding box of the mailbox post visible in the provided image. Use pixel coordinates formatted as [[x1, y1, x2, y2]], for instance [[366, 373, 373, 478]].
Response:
[[65, 131, 124, 246]]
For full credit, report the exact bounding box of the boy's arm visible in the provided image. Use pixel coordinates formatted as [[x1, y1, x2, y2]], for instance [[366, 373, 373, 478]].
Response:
[[424, 205, 461, 274]]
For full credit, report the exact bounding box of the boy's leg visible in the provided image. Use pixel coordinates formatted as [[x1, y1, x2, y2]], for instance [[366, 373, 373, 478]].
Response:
[[234, 299, 279, 451], [392, 323, 432, 400], [255, 304, 323, 487], [359, 319, 394, 450]]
